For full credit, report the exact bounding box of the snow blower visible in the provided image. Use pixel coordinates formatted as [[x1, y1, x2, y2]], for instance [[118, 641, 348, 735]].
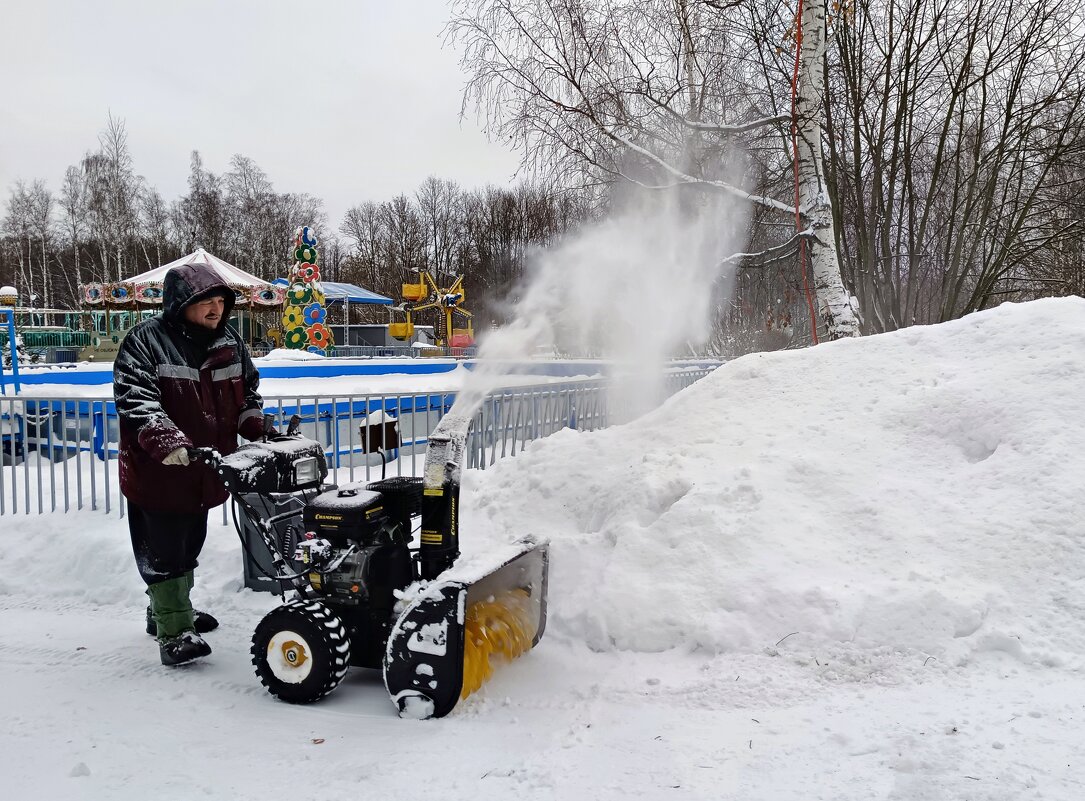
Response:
[[193, 413, 549, 719]]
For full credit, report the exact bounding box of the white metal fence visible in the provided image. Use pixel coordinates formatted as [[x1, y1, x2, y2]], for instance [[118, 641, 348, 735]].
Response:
[[0, 368, 714, 519]]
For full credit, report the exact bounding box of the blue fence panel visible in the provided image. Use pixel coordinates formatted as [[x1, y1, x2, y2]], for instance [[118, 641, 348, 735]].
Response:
[[0, 367, 715, 518]]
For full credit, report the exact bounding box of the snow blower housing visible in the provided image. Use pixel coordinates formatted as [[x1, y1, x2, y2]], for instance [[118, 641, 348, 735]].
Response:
[[215, 438, 328, 494], [199, 420, 548, 719]]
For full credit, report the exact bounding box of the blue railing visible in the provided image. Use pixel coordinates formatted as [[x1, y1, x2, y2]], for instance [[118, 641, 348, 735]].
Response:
[[0, 308, 20, 395], [0, 368, 714, 518]]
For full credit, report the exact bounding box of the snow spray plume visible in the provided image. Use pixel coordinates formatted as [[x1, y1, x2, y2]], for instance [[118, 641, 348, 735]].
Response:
[[450, 185, 749, 423]]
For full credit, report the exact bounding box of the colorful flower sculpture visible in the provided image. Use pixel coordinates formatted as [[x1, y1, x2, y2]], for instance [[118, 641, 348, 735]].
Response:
[[283, 305, 305, 328], [280, 226, 333, 354], [285, 326, 308, 348], [303, 303, 326, 326], [287, 283, 314, 306], [306, 323, 331, 349]]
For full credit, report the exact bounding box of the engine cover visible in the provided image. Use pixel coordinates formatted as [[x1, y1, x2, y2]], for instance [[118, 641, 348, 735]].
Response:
[[304, 483, 396, 545]]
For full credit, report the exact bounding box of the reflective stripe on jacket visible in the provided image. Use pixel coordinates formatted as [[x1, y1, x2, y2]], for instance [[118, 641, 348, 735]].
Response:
[[113, 266, 265, 513]]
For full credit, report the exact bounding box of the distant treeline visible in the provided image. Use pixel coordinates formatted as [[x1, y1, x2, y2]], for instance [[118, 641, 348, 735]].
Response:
[[0, 115, 594, 328]]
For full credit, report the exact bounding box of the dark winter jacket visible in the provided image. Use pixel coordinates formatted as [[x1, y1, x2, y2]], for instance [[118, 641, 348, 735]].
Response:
[[114, 264, 266, 513]]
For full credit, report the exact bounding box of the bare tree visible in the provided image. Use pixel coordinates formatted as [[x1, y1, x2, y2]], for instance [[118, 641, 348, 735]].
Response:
[[140, 188, 173, 270], [321, 233, 345, 284], [824, 0, 1085, 330], [793, 0, 861, 336], [341, 201, 389, 293], [2, 181, 34, 302], [448, 0, 861, 339], [1028, 160, 1085, 297], [415, 176, 465, 276], [27, 182, 55, 307], [174, 151, 229, 257], [340, 181, 588, 322], [382, 194, 427, 278], [268, 192, 326, 279], [82, 114, 143, 282], [225, 154, 275, 274], [59, 165, 88, 290]]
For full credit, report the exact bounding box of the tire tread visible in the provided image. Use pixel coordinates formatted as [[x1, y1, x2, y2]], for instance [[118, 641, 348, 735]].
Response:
[[250, 601, 351, 704]]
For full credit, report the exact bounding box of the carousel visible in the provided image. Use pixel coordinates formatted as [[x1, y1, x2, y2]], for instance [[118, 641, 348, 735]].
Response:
[[78, 249, 286, 360]]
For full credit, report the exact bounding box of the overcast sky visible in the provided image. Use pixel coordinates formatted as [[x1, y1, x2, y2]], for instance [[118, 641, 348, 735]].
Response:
[[0, 0, 521, 226]]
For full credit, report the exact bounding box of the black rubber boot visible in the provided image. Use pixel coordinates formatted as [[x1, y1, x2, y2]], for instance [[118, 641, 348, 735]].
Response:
[[159, 631, 212, 666], [146, 607, 219, 637]]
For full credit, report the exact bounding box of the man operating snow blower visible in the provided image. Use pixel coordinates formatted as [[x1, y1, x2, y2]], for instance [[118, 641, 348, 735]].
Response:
[[113, 264, 268, 666]]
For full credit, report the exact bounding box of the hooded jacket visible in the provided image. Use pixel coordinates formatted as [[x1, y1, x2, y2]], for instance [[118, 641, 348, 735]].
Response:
[[113, 264, 266, 513]]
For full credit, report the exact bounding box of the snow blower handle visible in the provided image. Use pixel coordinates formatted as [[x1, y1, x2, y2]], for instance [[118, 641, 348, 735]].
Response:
[[187, 446, 219, 465], [261, 413, 281, 441], [188, 446, 243, 495], [187, 446, 222, 473]]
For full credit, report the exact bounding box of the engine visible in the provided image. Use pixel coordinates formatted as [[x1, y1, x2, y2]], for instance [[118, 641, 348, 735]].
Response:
[[295, 479, 422, 667]]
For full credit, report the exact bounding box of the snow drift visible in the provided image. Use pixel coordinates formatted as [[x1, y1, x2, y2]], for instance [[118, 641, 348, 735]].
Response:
[[462, 298, 1085, 667], [5, 299, 1081, 675], [4, 298, 1084, 801]]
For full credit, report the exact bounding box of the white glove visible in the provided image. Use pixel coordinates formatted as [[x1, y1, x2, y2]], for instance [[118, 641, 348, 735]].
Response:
[[162, 447, 190, 466]]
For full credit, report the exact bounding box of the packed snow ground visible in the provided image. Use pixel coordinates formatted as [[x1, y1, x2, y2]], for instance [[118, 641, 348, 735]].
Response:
[[2, 298, 1083, 800]]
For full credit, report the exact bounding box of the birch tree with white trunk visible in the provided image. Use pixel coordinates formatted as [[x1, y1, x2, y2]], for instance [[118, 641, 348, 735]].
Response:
[[60, 166, 88, 290], [3, 182, 34, 303], [28, 182, 54, 309], [794, 0, 860, 338]]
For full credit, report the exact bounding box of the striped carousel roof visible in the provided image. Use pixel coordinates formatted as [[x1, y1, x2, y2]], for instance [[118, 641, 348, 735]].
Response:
[[121, 249, 274, 289]]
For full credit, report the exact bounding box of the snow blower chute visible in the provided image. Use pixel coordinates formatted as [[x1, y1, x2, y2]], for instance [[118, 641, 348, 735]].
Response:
[[196, 412, 548, 719]]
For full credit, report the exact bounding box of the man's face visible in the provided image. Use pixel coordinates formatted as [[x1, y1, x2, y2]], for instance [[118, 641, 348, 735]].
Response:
[[184, 295, 226, 330]]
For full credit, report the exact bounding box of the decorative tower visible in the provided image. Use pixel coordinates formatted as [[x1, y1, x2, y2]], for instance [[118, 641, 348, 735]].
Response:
[[281, 226, 333, 354]]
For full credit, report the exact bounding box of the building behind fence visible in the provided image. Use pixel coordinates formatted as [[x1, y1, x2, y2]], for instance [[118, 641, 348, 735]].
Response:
[[0, 369, 714, 519]]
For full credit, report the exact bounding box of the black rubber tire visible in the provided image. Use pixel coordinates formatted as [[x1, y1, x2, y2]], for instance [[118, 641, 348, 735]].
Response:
[[251, 600, 351, 704]]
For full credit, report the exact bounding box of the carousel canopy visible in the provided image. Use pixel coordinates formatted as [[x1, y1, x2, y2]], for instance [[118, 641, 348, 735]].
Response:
[[124, 248, 274, 289], [81, 249, 285, 308], [271, 278, 393, 305]]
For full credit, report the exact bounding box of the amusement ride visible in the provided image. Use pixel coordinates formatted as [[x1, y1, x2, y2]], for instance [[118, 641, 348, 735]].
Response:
[[388, 270, 475, 349]]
